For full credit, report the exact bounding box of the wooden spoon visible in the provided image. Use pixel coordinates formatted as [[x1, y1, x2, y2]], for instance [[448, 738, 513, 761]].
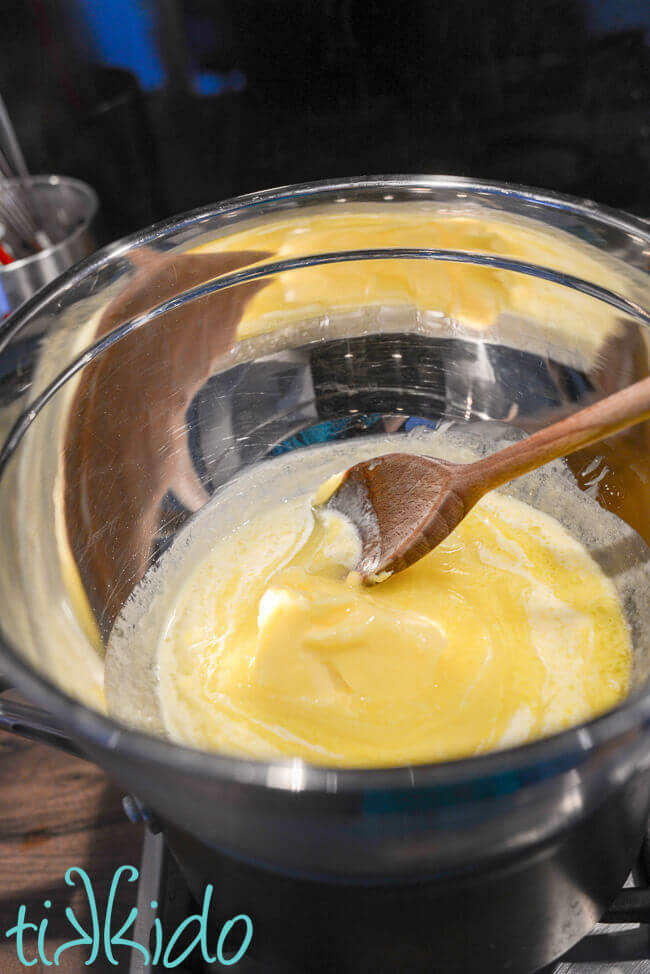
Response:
[[323, 375, 650, 581]]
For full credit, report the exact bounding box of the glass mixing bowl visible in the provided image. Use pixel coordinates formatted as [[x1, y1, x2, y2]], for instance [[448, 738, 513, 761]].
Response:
[[0, 177, 650, 905]]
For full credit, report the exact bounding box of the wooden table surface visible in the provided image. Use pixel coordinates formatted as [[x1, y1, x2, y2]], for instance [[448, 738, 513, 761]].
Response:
[[0, 728, 144, 973]]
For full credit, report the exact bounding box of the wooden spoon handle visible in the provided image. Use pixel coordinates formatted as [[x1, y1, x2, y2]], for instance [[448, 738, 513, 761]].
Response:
[[465, 374, 650, 498]]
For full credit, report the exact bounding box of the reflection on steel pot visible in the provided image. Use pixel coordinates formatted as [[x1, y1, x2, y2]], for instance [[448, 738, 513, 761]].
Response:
[[1, 177, 650, 973]]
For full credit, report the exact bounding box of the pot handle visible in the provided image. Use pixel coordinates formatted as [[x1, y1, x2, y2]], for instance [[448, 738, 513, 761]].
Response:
[[0, 685, 85, 758]]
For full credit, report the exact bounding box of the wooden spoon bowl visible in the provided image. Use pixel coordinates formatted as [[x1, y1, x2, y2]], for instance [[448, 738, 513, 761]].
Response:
[[325, 375, 650, 581]]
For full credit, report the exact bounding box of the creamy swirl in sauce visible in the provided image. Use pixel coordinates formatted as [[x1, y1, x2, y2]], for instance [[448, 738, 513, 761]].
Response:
[[153, 481, 630, 767]]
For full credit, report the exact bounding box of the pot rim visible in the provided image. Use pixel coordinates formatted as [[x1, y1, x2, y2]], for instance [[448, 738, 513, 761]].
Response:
[[2, 173, 650, 795]]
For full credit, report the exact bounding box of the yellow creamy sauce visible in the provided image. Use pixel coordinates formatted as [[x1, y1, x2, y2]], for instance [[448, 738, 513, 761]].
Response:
[[191, 209, 625, 357], [156, 485, 631, 767]]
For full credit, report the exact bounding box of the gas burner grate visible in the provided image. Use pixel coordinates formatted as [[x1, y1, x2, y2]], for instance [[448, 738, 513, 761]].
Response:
[[129, 827, 650, 974]]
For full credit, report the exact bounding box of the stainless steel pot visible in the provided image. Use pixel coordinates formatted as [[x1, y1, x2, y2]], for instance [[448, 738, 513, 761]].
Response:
[[0, 175, 98, 320], [1, 176, 650, 973]]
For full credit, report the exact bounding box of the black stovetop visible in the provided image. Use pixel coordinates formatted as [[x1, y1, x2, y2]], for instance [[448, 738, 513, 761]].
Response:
[[128, 824, 650, 974]]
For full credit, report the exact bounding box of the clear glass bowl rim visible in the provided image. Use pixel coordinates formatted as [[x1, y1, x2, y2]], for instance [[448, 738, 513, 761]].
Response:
[[1, 173, 650, 795]]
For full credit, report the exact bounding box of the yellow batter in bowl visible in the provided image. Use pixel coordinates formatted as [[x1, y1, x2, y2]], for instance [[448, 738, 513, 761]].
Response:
[[152, 461, 631, 767]]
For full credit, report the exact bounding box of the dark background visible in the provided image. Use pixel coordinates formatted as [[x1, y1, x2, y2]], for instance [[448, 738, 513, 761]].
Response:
[[1, 0, 649, 243]]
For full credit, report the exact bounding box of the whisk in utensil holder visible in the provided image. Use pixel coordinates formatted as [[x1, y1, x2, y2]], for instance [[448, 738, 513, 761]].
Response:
[[0, 175, 98, 323]]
